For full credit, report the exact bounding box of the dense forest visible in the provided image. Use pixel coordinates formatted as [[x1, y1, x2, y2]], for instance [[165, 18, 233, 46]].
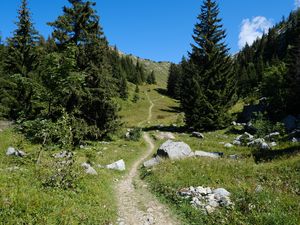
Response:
[[168, 1, 300, 129], [0, 0, 156, 147]]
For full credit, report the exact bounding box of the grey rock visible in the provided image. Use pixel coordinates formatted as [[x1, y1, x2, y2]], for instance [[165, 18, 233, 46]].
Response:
[[53, 151, 73, 159], [143, 156, 161, 168], [192, 132, 204, 139], [213, 188, 231, 197], [205, 205, 215, 214], [255, 185, 263, 193], [270, 142, 277, 147], [247, 138, 270, 150], [6, 147, 16, 156], [219, 196, 233, 207], [157, 140, 192, 160], [208, 199, 219, 208], [81, 162, 98, 175], [233, 140, 242, 146], [194, 151, 220, 158], [264, 132, 280, 141], [283, 115, 297, 131], [229, 154, 239, 160], [224, 143, 234, 148], [6, 147, 26, 157], [106, 159, 126, 171], [292, 137, 300, 143]]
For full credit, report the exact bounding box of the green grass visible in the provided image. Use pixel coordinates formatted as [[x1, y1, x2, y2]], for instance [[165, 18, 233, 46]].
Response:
[[0, 128, 146, 224], [141, 129, 300, 225], [118, 84, 181, 127]]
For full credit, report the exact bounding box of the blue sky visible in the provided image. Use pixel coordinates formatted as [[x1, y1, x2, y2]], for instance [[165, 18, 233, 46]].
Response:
[[0, 0, 296, 63]]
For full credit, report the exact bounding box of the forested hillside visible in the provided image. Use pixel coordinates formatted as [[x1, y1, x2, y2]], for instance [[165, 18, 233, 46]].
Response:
[[0, 0, 299, 224], [168, 5, 300, 124]]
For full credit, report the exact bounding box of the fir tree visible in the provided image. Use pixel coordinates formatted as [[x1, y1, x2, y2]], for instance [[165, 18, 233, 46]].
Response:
[[285, 11, 300, 115], [147, 71, 156, 84], [48, 0, 120, 139], [167, 63, 182, 99], [181, 0, 236, 130], [1, 0, 40, 119]]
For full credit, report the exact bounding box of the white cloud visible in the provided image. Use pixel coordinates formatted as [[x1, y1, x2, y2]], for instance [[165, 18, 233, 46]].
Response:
[[238, 16, 273, 49], [295, 0, 300, 9]]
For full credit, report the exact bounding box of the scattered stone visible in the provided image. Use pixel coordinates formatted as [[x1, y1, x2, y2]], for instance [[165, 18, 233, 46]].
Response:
[[247, 138, 270, 150], [81, 162, 98, 175], [270, 142, 277, 147], [157, 140, 192, 160], [105, 159, 126, 171], [255, 185, 263, 193], [178, 186, 233, 214], [143, 156, 162, 168], [232, 121, 237, 126], [233, 140, 242, 146], [194, 151, 221, 158], [52, 151, 73, 159], [6, 147, 26, 157], [224, 143, 234, 148], [6, 147, 16, 156], [213, 188, 231, 197], [229, 154, 238, 160], [192, 132, 204, 139], [292, 137, 300, 143], [264, 132, 280, 141]]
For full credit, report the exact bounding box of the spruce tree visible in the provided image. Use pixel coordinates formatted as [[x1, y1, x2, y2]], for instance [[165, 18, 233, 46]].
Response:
[[48, 0, 120, 139], [181, 0, 236, 130], [1, 0, 40, 119], [285, 11, 300, 115]]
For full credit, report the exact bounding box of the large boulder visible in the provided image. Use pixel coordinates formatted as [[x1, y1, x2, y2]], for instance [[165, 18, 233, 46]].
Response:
[[157, 140, 192, 160], [106, 159, 126, 171], [283, 115, 297, 131]]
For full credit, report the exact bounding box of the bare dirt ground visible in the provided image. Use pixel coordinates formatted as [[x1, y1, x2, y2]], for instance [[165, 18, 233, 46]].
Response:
[[116, 93, 180, 225]]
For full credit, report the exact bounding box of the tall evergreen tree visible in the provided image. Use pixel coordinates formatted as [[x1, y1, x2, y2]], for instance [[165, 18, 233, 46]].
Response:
[[48, 0, 120, 139], [181, 0, 236, 130], [0, 0, 40, 119], [167, 63, 182, 99], [284, 11, 300, 115]]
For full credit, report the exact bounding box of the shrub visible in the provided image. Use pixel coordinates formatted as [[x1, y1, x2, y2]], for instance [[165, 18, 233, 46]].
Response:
[[251, 113, 285, 138]]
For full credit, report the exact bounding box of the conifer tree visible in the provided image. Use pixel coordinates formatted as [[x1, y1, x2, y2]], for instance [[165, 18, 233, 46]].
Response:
[[181, 0, 236, 130], [147, 71, 156, 84], [284, 11, 300, 115], [167, 63, 182, 99], [48, 0, 120, 139], [1, 0, 40, 119]]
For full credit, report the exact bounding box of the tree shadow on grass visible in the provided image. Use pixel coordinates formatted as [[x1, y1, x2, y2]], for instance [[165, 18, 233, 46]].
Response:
[[253, 145, 300, 163], [143, 125, 188, 134], [154, 88, 169, 97], [160, 106, 182, 113]]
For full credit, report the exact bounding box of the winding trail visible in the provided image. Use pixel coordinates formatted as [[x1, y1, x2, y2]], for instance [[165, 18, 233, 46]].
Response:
[[116, 92, 179, 225]]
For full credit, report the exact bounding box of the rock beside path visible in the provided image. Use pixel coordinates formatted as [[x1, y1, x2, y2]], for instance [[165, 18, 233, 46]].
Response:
[[106, 159, 126, 171], [157, 140, 193, 160], [81, 162, 98, 175], [178, 186, 234, 214]]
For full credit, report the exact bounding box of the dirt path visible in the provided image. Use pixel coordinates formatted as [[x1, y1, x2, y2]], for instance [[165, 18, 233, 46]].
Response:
[[116, 93, 179, 225]]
